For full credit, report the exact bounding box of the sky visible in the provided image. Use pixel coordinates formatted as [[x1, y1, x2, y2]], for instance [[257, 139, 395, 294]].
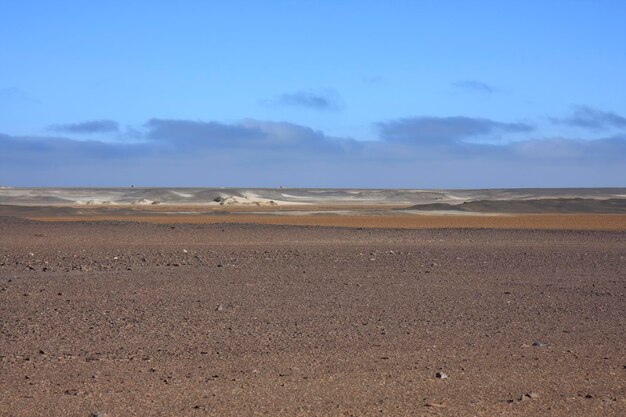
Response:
[[1, 0, 625, 188]]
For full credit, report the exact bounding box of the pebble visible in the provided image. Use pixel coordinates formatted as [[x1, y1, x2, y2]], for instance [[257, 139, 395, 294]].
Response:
[[435, 371, 448, 379], [532, 341, 549, 347], [216, 304, 224, 312], [519, 392, 539, 401]]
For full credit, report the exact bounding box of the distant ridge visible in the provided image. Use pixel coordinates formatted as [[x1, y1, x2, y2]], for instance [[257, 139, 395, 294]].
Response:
[[404, 198, 626, 214]]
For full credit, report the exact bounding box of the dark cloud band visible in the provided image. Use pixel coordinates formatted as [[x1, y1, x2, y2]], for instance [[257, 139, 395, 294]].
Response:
[[2, 113, 624, 187], [378, 116, 533, 144]]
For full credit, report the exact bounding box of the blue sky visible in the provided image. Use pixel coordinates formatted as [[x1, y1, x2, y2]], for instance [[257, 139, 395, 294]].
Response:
[[1, 1, 625, 187]]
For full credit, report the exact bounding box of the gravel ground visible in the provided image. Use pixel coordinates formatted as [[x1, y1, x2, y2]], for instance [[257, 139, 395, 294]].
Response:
[[1, 217, 625, 416]]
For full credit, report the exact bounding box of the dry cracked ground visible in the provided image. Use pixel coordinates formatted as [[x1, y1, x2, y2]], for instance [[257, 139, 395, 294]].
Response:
[[0, 217, 625, 416]]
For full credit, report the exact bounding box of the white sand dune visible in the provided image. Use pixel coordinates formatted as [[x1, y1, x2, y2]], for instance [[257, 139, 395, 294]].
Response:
[[1, 187, 625, 208]]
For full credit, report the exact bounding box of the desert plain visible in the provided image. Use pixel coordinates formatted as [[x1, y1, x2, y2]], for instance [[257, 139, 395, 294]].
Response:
[[0, 187, 625, 416]]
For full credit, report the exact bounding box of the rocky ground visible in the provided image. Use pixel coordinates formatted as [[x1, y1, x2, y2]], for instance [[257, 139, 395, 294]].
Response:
[[0, 217, 625, 416]]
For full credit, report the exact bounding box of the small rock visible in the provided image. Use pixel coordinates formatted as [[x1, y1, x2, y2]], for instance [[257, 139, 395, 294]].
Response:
[[435, 371, 448, 379], [216, 304, 224, 312], [519, 392, 539, 401], [532, 341, 549, 347], [183, 249, 188, 253]]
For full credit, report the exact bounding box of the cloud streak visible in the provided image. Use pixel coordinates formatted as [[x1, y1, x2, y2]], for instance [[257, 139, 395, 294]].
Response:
[[0, 87, 41, 105], [48, 119, 120, 134], [452, 80, 497, 94], [264, 90, 343, 110], [554, 106, 626, 130]]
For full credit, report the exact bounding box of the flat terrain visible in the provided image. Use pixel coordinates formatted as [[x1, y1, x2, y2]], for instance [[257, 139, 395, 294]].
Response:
[[1, 217, 625, 416], [1, 205, 626, 231]]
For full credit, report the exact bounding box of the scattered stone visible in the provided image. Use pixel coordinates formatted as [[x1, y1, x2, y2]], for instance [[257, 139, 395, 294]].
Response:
[[435, 371, 448, 379], [519, 392, 539, 401], [584, 394, 594, 399], [532, 341, 549, 347], [424, 402, 445, 408], [90, 412, 106, 417], [216, 304, 224, 312]]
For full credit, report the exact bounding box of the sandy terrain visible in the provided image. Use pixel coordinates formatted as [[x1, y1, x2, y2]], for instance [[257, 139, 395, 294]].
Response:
[[1, 217, 625, 416], [11, 213, 626, 231], [1, 187, 625, 207], [1, 188, 625, 415], [1, 187, 625, 232]]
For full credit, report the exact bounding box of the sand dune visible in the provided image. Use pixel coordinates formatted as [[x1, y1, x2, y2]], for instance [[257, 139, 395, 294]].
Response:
[[1, 187, 625, 207]]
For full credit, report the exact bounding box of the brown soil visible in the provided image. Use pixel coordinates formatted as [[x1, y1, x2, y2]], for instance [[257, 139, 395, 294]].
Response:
[[2, 203, 626, 231], [25, 214, 626, 231], [1, 218, 625, 416]]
